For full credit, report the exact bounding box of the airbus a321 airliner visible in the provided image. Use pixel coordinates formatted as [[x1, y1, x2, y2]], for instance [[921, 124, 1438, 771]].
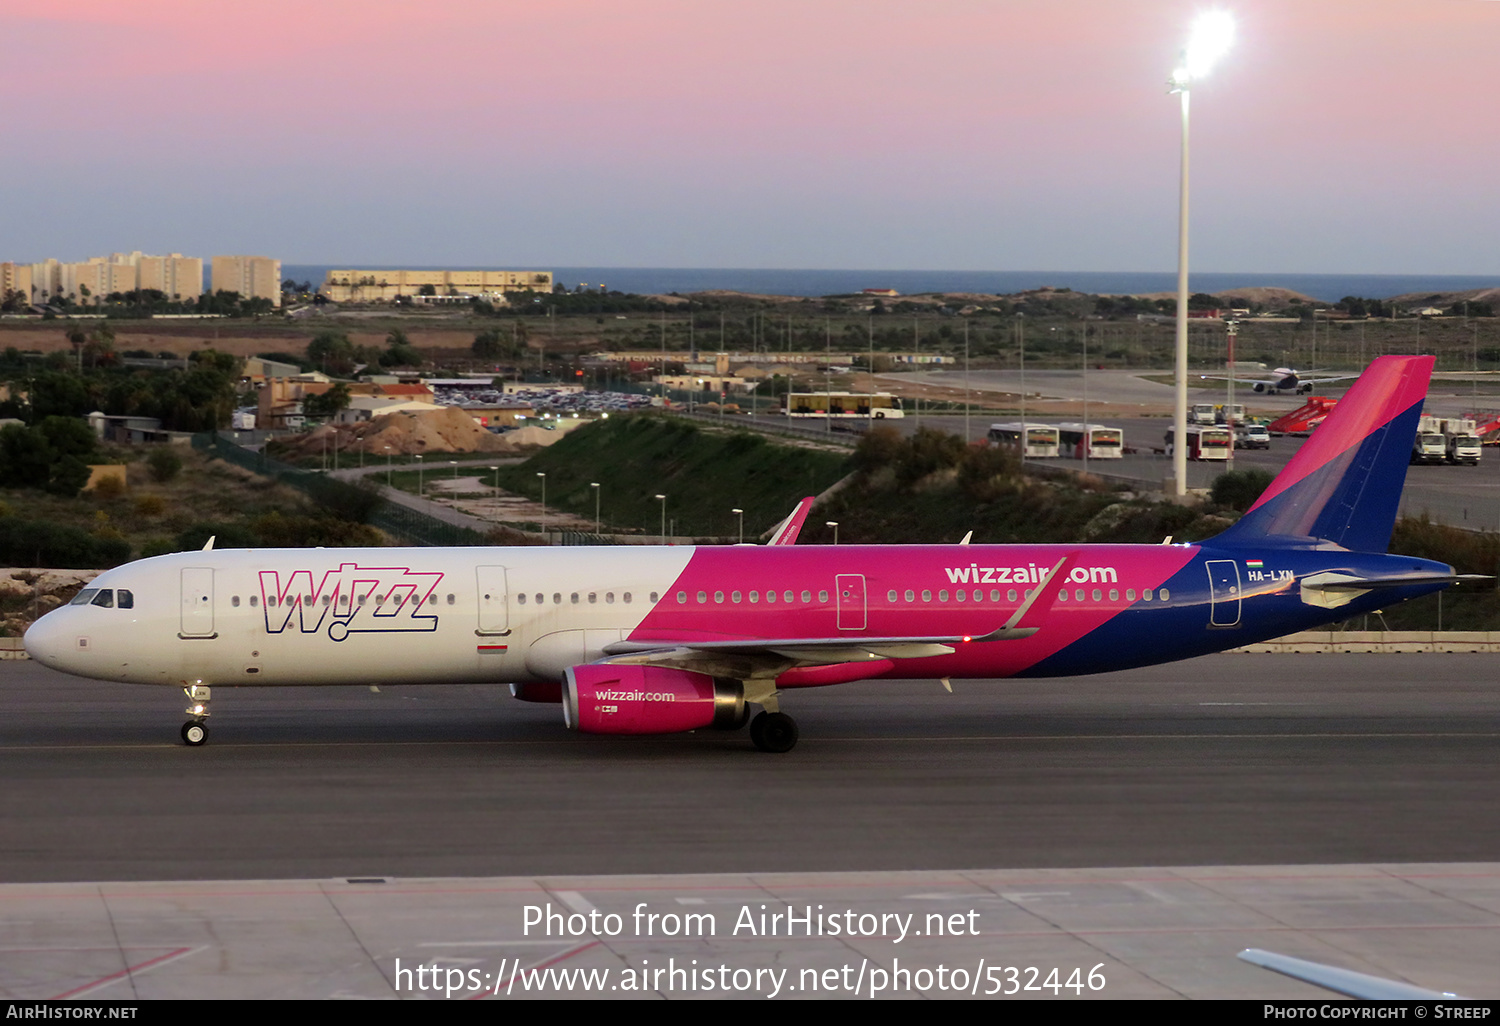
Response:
[[26, 356, 1467, 753]]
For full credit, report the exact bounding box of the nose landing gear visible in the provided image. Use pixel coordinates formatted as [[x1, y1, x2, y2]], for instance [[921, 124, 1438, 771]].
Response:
[[181, 683, 211, 746]]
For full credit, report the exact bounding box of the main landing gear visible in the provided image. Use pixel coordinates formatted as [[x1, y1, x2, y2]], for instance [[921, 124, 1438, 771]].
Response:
[[181, 683, 211, 746], [750, 711, 798, 753]]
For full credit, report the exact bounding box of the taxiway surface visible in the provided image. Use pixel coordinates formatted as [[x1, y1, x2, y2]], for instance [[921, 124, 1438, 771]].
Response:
[[2, 655, 1496, 884]]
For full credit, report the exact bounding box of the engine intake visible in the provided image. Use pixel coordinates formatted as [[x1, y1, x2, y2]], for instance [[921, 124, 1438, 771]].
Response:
[[563, 664, 745, 735]]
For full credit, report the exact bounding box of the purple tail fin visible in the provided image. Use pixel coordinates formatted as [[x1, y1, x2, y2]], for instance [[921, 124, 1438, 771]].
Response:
[[1217, 355, 1433, 551]]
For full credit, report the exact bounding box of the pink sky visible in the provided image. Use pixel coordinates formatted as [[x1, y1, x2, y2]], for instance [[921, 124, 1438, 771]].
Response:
[[4, 0, 1498, 273]]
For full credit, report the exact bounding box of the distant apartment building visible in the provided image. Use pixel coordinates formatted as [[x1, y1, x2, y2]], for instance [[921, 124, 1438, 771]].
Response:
[[321, 269, 553, 303], [212, 255, 282, 308], [3, 252, 202, 305]]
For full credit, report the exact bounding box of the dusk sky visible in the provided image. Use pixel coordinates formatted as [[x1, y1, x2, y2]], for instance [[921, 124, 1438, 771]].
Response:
[[5, 0, 1498, 275]]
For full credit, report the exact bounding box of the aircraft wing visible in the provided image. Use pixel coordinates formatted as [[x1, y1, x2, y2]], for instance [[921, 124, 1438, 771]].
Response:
[[598, 554, 1072, 677], [766, 497, 815, 545], [1238, 949, 1462, 1000]]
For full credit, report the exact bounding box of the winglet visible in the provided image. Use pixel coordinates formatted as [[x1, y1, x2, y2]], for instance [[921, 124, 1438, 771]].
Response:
[[970, 552, 1074, 641], [767, 497, 815, 546]]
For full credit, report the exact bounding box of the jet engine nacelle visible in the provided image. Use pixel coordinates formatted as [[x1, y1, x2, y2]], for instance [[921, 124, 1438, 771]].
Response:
[[563, 664, 746, 735], [1253, 382, 1267, 393]]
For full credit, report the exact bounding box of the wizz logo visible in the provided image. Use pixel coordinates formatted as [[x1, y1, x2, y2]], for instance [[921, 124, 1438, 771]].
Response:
[[259, 563, 444, 641]]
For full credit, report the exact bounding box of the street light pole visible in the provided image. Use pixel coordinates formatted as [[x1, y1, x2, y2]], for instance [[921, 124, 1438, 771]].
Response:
[[1168, 11, 1233, 497], [826, 521, 839, 545], [591, 482, 600, 534], [731, 508, 743, 545], [415, 453, 423, 496], [656, 494, 666, 545], [536, 471, 546, 532]]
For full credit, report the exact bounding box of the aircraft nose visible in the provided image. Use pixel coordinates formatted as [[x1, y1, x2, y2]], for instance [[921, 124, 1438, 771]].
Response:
[[23, 609, 74, 671]]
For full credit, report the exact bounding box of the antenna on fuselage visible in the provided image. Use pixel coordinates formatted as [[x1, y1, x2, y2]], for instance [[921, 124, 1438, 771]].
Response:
[[959, 531, 973, 545], [202, 536, 215, 551]]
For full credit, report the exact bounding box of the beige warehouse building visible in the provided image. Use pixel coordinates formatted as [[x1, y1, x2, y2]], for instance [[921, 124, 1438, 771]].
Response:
[[322, 269, 553, 303]]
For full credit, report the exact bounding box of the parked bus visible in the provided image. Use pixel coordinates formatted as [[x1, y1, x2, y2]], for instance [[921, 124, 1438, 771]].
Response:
[[1056, 423, 1124, 459], [784, 392, 905, 419], [1165, 426, 1233, 461], [986, 422, 1061, 458]]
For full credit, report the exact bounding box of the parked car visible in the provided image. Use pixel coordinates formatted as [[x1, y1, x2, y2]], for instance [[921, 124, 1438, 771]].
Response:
[[1235, 425, 1271, 449]]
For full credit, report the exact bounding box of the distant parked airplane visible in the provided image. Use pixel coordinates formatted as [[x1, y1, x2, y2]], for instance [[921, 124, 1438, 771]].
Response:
[[1202, 366, 1356, 394]]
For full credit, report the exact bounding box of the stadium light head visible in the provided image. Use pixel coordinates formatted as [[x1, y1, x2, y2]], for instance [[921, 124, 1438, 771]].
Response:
[[1178, 11, 1234, 86]]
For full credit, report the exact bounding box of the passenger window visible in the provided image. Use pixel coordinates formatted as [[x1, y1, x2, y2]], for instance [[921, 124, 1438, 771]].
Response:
[[732, 591, 742, 603], [1007, 589, 1017, 602], [817, 590, 828, 603], [677, 591, 687, 604], [1058, 590, 1068, 602], [517, 593, 527, 604], [1144, 590, 1154, 601], [800, 590, 811, 603], [91, 590, 114, 608], [887, 590, 897, 602], [250, 596, 258, 607], [714, 591, 724, 603], [1109, 589, 1119, 601], [973, 589, 982, 602], [904, 590, 914, 602], [1075, 589, 1085, 601], [117, 590, 133, 609], [605, 593, 614, 604], [921, 590, 931, 603], [783, 591, 794, 603], [1127, 589, 1136, 601], [1160, 588, 1171, 602], [750, 591, 759, 603], [1092, 589, 1102, 602], [625, 592, 633, 603], [70, 589, 98, 606], [648, 592, 657, 603], [938, 590, 949, 602], [588, 593, 596, 604], [766, 590, 776, 604], [956, 590, 965, 603], [570, 593, 579, 604], [991, 589, 1001, 602], [322, 595, 331, 606], [553, 593, 562, 604], [697, 591, 707, 604], [447, 594, 455, 605], [232, 595, 240, 607]]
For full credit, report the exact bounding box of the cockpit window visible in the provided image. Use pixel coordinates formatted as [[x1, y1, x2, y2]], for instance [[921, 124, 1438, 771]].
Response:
[[90, 589, 114, 608], [117, 590, 133, 609], [70, 589, 99, 606]]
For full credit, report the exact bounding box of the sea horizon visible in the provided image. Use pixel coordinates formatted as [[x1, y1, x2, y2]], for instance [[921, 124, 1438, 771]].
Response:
[[282, 266, 1500, 305]]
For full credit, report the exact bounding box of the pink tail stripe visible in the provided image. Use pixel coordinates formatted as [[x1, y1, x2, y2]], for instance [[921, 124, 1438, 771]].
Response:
[[1248, 355, 1432, 514]]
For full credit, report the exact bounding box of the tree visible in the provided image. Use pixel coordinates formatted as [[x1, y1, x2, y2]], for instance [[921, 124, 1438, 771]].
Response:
[[302, 382, 351, 420]]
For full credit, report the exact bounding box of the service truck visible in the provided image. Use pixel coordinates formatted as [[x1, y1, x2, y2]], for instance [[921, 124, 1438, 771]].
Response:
[[1441, 417, 1481, 465], [1411, 415, 1448, 464]]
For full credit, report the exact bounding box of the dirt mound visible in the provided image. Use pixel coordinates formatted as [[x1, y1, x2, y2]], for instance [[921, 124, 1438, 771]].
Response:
[[281, 407, 521, 460]]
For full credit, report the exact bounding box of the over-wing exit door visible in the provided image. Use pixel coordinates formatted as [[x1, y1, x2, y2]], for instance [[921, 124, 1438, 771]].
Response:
[[836, 574, 867, 630]]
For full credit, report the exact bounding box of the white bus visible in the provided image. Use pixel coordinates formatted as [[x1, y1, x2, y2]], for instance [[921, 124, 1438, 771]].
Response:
[[784, 392, 905, 419], [1056, 423, 1124, 459], [987, 423, 1061, 458], [1165, 426, 1233, 461]]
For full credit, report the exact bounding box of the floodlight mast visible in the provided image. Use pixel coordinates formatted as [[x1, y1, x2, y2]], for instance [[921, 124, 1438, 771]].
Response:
[[1169, 11, 1234, 497]]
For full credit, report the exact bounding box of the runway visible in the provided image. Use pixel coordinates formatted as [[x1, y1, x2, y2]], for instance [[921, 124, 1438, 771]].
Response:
[[2, 655, 1497, 883]]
